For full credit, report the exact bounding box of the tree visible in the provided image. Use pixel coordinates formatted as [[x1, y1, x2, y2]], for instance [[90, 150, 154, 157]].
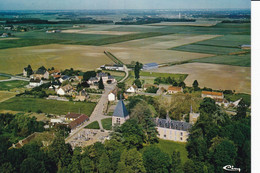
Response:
[[145, 86, 159, 93], [208, 138, 237, 172], [80, 156, 94, 173], [38, 66, 47, 71], [118, 149, 146, 173], [143, 146, 170, 173], [67, 147, 81, 173], [26, 65, 33, 77], [83, 71, 96, 81], [133, 79, 142, 88], [130, 101, 158, 144], [119, 119, 145, 149], [48, 134, 73, 168], [178, 81, 186, 88], [199, 97, 217, 115], [183, 160, 196, 173], [171, 150, 183, 173], [134, 62, 142, 79], [98, 77, 104, 89], [192, 80, 199, 90], [234, 99, 247, 120], [97, 153, 111, 173], [20, 157, 46, 173]]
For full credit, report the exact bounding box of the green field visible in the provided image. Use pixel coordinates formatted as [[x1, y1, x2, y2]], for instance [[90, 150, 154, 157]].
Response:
[[0, 75, 11, 80], [0, 80, 29, 90], [156, 139, 188, 164], [140, 71, 188, 81], [101, 118, 112, 130], [194, 35, 250, 48], [0, 97, 96, 115], [85, 121, 100, 129], [192, 54, 251, 67], [172, 44, 243, 55]]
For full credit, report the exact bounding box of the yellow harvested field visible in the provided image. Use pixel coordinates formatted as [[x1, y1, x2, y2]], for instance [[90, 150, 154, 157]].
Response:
[[0, 91, 16, 102], [62, 29, 137, 35], [106, 34, 221, 49], [148, 63, 251, 94], [105, 47, 214, 64], [0, 44, 214, 74], [0, 44, 113, 75]]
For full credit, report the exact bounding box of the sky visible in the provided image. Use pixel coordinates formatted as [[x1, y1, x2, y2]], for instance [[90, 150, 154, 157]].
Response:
[[0, 0, 251, 11]]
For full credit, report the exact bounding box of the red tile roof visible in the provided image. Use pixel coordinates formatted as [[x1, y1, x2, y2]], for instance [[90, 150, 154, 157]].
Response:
[[168, 86, 182, 91], [66, 113, 84, 119], [202, 91, 223, 97], [69, 115, 89, 129]]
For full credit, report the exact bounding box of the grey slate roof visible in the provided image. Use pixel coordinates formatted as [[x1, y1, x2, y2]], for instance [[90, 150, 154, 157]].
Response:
[[35, 69, 46, 75], [113, 100, 129, 118], [154, 118, 191, 131]]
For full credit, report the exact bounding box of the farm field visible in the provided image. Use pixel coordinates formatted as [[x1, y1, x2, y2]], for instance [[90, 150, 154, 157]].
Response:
[[172, 44, 243, 55], [147, 21, 219, 27], [192, 54, 251, 67], [0, 80, 29, 90], [156, 139, 188, 163], [62, 29, 137, 35], [0, 97, 97, 115], [0, 44, 213, 75], [105, 47, 214, 64], [0, 91, 16, 102], [0, 44, 113, 75], [106, 34, 220, 49], [148, 63, 250, 94]]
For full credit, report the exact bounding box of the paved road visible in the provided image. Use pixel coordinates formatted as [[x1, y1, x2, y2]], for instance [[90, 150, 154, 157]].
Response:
[[119, 65, 129, 83], [0, 73, 30, 82], [66, 83, 116, 143]]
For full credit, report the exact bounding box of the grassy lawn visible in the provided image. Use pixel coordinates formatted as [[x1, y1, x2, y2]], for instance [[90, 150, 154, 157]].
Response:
[[0, 80, 29, 91], [156, 139, 188, 164], [225, 93, 251, 106], [0, 97, 96, 115], [192, 54, 251, 67], [101, 118, 112, 130], [85, 121, 100, 129], [140, 71, 188, 81]]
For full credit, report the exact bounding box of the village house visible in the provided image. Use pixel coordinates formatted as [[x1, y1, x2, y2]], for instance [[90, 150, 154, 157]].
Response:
[[57, 84, 73, 95], [126, 85, 137, 93], [48, 69, 60, 76], [88, 77, 99, 85], [143, 84, 158, 91], [50, 118, 66, 126], [76, 76, 83, 82], [29, 79, 43, 87], [201, 91, 224, 99], [108, 88, 118, 101], [23, 67, 29, 77], [156, 87, 166, 95], [167, 86, 183, 94], [65, 112, 87, 121], [49, 81, 61, 91], [112, 99, 130, 126], [69, 114, 89, 130], [154, 116, 191, 142], [101, 64, 125, 71], [107, 76, 116, 84], [59, 75, 70, 83], [75, 90, 89, 101], [97, 72, 109, 83], [31, 68, 49, 80]]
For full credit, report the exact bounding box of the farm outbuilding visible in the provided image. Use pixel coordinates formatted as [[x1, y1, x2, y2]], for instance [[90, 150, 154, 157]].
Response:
[[142, 63, 158, 70]]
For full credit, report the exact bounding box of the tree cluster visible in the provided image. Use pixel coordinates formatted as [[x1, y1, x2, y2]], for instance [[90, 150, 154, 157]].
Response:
[[185, 98, 251, 172]]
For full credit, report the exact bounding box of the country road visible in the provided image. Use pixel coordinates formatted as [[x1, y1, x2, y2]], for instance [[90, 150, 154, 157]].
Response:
[[65, 83, 116, 143], [0, 73, 30, 82]]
